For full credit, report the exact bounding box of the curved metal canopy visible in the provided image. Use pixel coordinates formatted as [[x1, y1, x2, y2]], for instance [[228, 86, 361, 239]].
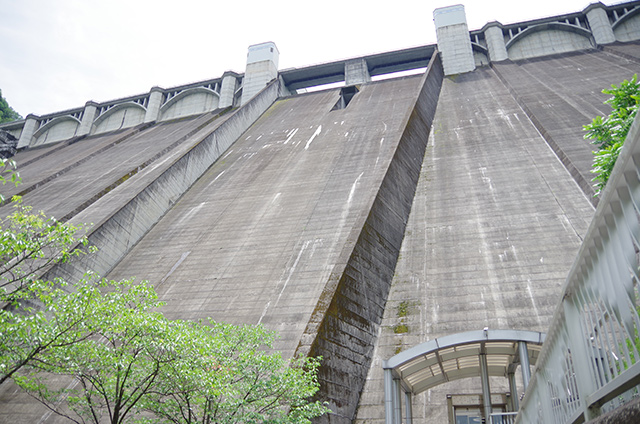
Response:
[[383, 329, 545, 394]]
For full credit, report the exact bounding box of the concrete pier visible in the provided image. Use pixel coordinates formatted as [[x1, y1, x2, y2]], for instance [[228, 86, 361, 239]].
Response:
[[434, 5, 475, 75], [241, 42, 279, 104]]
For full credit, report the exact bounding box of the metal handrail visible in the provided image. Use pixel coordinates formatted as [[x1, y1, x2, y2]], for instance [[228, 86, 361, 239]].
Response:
[[516, 114, 640, 423]]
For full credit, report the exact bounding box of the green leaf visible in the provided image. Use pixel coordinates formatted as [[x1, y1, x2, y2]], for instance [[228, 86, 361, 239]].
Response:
[[585, 74, 639, 195]]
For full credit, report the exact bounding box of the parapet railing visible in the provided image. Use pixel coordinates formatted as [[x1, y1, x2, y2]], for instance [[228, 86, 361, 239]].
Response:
[[516, 114, 640, 423]]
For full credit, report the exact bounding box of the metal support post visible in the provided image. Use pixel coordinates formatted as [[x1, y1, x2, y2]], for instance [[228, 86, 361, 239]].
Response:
[[384, 368, 395, 424], [404, 391, 413, 424], [393, 378, 402, 424], [508, 371, 519, 411], [519, 341, 531, 391], [479, 353, 493, 423]]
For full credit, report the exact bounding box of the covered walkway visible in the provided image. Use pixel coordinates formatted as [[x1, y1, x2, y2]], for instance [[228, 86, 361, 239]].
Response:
[[383, 329, 545, 423]]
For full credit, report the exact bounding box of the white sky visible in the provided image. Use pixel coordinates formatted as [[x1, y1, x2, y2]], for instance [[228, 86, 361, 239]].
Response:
[[0, 0, 613, 117]]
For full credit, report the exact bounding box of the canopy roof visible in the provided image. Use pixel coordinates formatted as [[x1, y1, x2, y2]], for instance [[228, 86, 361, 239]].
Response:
[[383, 329, 545, 394]]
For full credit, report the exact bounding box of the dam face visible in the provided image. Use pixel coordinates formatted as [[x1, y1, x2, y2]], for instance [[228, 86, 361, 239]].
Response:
[[1, 2, 640, 423]]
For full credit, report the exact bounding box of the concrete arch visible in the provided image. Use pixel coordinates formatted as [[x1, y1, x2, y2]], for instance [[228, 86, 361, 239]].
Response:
[[613, 5, 640, 29], [506, 22, 593, 50], [92, 102, 146, 135], [159, 87, 220, 121], [33, 115, 80, 146], [506, 23, 594, 60], [612, 7, 640, 41]]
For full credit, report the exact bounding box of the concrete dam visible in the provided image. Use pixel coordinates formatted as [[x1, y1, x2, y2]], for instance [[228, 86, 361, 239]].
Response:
[[1, 1, 640, 423]]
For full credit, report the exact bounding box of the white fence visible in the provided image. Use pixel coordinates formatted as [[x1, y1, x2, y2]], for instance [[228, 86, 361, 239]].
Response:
[[516, 114, 640, 423]]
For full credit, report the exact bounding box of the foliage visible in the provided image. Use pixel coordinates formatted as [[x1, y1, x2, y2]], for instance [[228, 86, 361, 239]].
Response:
[[0, 189, 93, 386], [12, 280, 328, 424], [0, 198, 91, 297], [143, 320, 328, 424], [584, 74, 640, 194], [0, 276, 149, 387], [0, 158, 20, 201], [13, 277, 170, 424], [0, 89, 21, 124]]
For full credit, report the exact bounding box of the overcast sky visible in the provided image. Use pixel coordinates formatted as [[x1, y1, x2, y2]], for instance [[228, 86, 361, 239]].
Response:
[[0, 0, 615, 117]]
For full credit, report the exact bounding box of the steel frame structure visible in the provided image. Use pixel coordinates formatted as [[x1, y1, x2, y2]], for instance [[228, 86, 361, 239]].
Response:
[[383, 329, 545, 423]]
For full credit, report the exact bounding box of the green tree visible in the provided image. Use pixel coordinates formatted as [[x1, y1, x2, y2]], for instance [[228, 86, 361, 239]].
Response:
[[143, 320, 328, 424], [0, 158, 20, 201], [13, 282, 328, 424], [0, 90, 21, 124], [0, 276, 144, 386], [584, 74, 640, 194], [0, 199, 91, 297], [0, 194, 94, 385], [12, 277, 173, 424]]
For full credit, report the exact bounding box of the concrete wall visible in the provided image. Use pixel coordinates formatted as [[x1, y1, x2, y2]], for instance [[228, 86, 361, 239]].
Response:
[[43, 80, 279, 284], [0, 3, 638, 423], [473, 49, 489, 67], [435, 5, 475, 75], [589, 396, 640, 424], [6, 78, 238, 148], [3, 2, 640, 147], [294, 53, 443, 423], [354, 55, 597, 424], [241, 42, 279, 104], [4, 2, 639, 149], [345, 58, 371, 85], [467, 1, 640, 65], [491, 47, 640, 205]]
